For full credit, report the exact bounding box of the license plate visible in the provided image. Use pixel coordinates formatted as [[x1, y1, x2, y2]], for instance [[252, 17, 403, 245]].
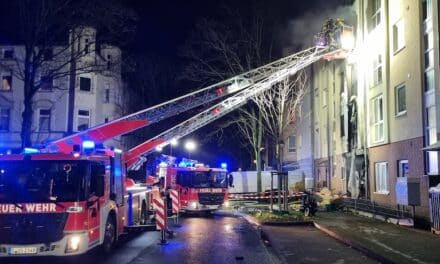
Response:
[[9, 247, 37, 255]]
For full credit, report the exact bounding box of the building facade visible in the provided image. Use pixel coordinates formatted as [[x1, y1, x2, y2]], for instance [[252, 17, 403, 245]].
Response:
[[0, 27, 123, 151], [287, 0, 440, 220]]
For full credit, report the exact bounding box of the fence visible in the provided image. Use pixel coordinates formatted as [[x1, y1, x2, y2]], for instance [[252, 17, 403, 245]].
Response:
[[343, 198, 412, 219]]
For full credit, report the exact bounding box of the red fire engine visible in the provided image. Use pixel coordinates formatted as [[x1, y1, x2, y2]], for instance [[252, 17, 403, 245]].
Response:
[[0, 143, 152, 257], [157, 161, 229, 212]]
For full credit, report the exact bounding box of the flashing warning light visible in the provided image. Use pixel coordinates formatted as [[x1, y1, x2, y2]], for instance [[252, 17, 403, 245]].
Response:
[[212, 107, 221, 115], [156, 146, 163, 152], [113, 148, 123, 154], [221, 163, 227, 169], [23, 148, 40, 154], [82, 140, 95, 149], [215, 87, 225, 95], [73, 152, 81, 158]]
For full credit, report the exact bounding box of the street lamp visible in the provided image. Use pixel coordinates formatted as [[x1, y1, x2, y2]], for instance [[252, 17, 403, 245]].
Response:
[[169, 138, 178, 156], [185, 140, 196, 159]]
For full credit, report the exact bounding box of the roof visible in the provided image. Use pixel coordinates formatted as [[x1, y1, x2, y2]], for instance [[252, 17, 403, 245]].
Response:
[[422, 142, 440, 151]]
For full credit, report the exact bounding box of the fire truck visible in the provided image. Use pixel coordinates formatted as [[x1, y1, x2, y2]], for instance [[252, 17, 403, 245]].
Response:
[[157, 161, 229, 212], [0, 143, 152, 257], [0, 20, 352, 257]]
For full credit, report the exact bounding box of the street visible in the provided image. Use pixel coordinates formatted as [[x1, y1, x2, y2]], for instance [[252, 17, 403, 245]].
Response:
[[2, 212, 378, 264]]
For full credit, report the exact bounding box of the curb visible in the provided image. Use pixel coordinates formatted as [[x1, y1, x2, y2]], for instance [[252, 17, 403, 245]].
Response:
[[241, 214, 288, 264], [313, 222, 394, 264], [241, 212, 395, 264]]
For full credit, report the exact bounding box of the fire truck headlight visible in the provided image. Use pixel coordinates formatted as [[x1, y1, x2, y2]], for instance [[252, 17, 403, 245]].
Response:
[[190, 201, 198, 209], [223, 201, 230, 207], [66, 235, 81, 253]]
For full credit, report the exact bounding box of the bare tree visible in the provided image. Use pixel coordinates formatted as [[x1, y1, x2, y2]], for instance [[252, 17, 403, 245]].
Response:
[[0, 0, 135, 147], [253, 72, 307, 171], [180, 4, 276, 191]]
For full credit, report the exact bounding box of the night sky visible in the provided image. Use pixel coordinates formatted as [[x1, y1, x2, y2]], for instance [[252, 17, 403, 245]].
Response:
[[0, 0, 353, 171]]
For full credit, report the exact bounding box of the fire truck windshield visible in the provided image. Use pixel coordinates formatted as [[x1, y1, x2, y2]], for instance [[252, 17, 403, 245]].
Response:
[[177, 170, 227, 188], [0, 160, 87, 203]]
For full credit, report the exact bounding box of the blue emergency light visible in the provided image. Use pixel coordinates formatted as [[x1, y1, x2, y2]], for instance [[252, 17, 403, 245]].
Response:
[[221, 162, 228, 169], [82, 140, 95, 150], [23, 148, 40, 154]]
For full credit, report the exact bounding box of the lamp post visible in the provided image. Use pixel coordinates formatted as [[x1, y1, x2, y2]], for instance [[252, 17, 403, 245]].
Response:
[[170, 138, 178, 156], [184, 140, 196, 159]]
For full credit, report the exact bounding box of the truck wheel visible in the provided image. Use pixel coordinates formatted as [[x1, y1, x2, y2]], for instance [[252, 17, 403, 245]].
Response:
[[102, 216, 116, 254]]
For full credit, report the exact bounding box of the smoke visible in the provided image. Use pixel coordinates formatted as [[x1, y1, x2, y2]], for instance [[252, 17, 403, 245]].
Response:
[[281, 2, 356, 54]]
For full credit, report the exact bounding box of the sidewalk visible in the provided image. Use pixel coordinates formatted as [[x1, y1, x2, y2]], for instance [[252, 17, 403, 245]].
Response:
[[313, 212, 440, 264]]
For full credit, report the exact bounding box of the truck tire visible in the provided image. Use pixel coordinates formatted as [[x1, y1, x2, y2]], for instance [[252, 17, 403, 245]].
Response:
[[102, 216, 116, 254]]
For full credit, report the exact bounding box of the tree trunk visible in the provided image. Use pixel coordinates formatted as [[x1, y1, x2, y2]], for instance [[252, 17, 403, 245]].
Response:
[[67, 34, 76, 135], [21, 90, 33, 148], [256, 111, 263, 192]]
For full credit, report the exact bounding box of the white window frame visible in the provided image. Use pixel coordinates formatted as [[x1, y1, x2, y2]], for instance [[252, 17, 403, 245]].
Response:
[[375, 162, 389, 194], [395, 84, 406, 116], [398, 160, 408, 178], [0, 108, 10, 131], [372, 54, 382, 86], [393, 18, 405, 53], [288, 135, 296, 152], [38, 109, 51, 132], [371, 95, 384, 143], [371, 0, 381, 31], [77, 109, 90, 131]]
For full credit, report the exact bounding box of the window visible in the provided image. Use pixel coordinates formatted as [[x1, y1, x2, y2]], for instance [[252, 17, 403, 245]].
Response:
[[2, 75, 12, 91], [372, 95, 384, 142], [77, 110, 90, 131], [288, 135, 296, 152], [0, 108, 10, 131], [40, 76, 53, 91], [398, 160, 408, 178], [423, 0, 432, 21], [371, 0, 381, 31], [393, 19, 405, 53], [395, 84, 406, 115], [372, 54, 382, 86], [42, 48, 53, 60], [3, 49, 14, 59], [375, 162, 388, 194], [84, 38, 90, 54], [79, 77, 91, 91], [104, 86, 110, 103], [107, 55, 111, 70], [38, 109, 51, 132]]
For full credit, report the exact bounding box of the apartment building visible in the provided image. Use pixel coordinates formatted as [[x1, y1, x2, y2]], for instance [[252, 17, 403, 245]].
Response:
[[0, 27, 123, 151], [287, 0, 440, 220]]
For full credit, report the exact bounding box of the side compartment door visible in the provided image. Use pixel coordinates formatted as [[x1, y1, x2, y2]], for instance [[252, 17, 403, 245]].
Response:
[[88, 162, 105, 245]]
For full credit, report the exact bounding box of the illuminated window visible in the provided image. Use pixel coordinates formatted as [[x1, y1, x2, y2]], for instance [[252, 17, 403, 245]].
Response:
[[372, 54, 382, 86], [38, 109, 51, 132], [79, 77, 91, 91], [77, 110, 90, 131], [0, 108, 10, 131], [395, 84, 406, 115], [371, 95, 384, 143], [1, 75, 12, 91], [375, 162, 388, 194], [393, 19, 405, 53], [288, 135, 296, 152], [398, 160, 408, 178]]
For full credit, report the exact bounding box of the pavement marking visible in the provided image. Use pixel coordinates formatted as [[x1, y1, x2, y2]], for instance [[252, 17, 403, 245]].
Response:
[[370, 239, 426, 264]]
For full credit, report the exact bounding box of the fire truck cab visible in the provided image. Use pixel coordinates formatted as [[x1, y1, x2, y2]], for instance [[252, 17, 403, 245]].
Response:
[[157, 160, 229, 212]]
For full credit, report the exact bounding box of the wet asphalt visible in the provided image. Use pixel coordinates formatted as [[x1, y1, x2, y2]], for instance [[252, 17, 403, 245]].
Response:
[[1, 212, 377, 264]]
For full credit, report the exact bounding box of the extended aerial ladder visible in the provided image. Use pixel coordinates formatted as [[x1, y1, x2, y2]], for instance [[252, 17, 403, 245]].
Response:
[[47, 20, 353, 169], [47, 46, 336, 153]]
